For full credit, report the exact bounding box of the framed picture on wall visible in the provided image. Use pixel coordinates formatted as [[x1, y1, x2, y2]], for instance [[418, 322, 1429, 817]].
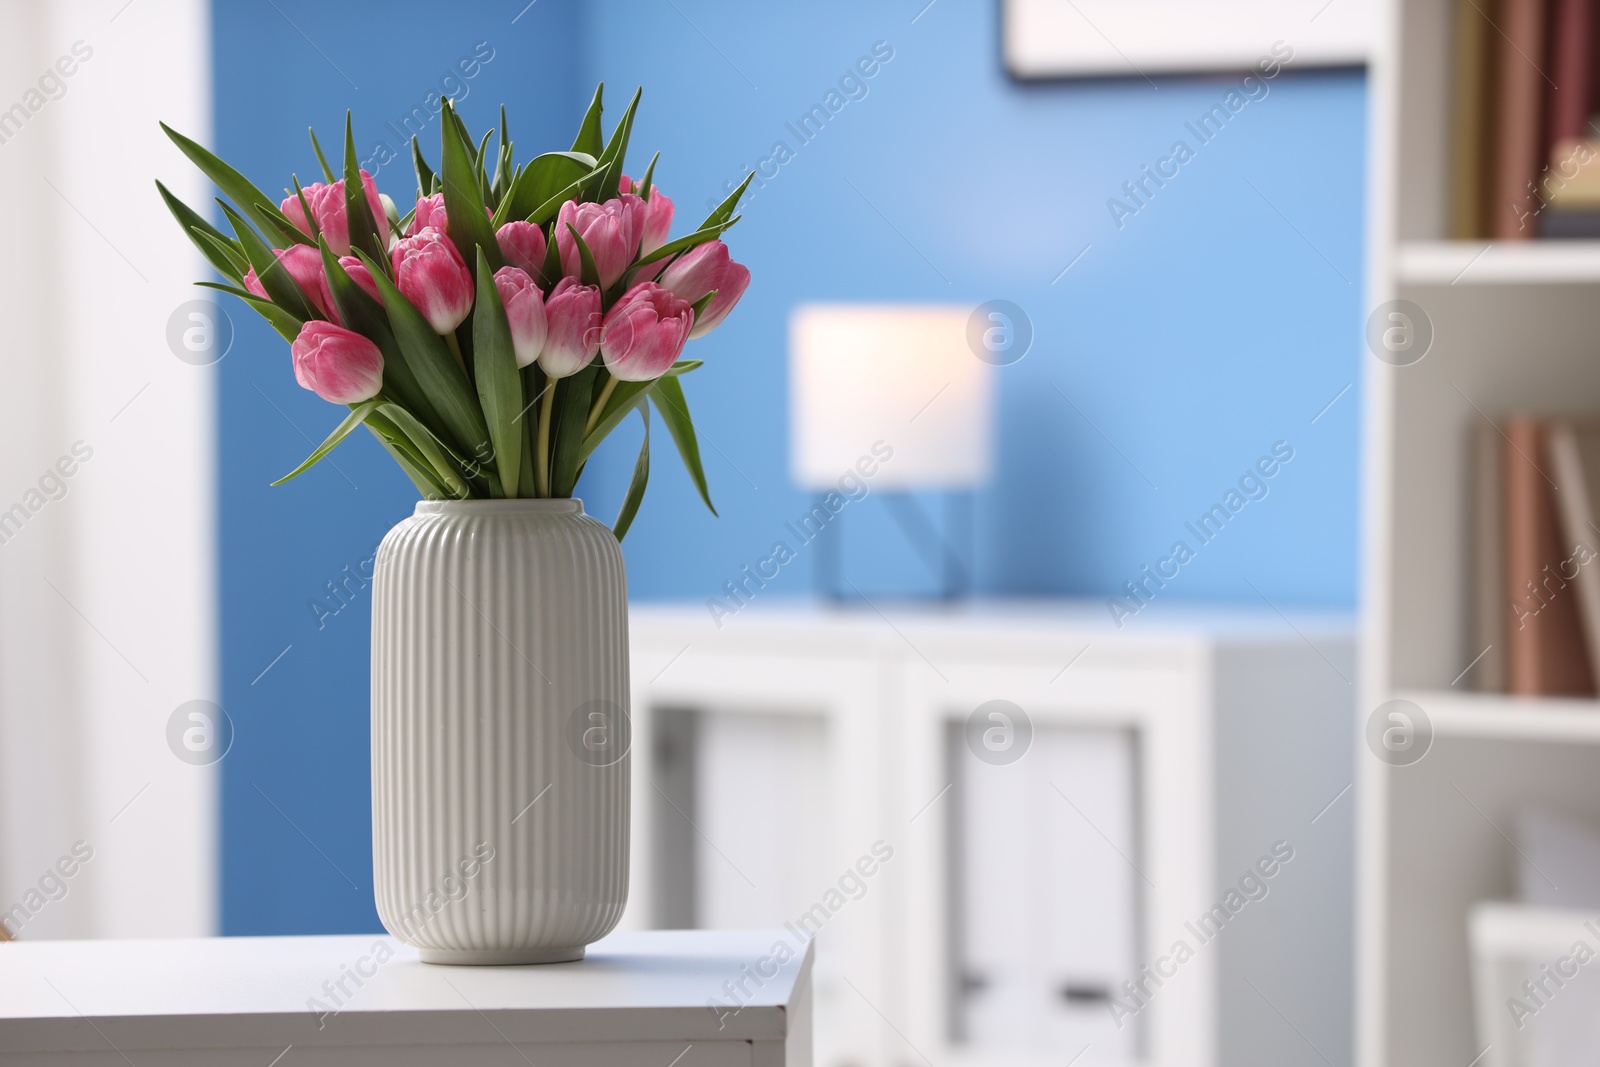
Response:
[[1002, 0, 1377, 79]]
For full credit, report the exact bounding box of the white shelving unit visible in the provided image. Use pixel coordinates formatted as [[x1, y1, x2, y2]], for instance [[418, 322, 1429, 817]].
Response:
[[1359, 2, 1600, 1064]]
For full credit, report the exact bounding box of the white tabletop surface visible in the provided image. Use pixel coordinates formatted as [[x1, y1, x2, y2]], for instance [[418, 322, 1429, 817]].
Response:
[[0, 928, 811, 1053]]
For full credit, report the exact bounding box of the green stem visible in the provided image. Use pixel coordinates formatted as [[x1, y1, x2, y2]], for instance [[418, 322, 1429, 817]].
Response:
[[443, 331, 466, 373], [584, 375, 619, 438], [536, 384, 556, 497]]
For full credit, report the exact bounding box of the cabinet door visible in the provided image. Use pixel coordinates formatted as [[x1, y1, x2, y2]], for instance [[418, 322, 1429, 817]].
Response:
[[895, 648, 1212, 1067], [693, 708, 834, 929], [952, 723, 1139, 1057]]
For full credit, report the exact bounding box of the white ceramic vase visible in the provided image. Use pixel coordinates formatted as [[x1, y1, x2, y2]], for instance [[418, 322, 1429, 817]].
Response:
[[370, 499, 630, 964]]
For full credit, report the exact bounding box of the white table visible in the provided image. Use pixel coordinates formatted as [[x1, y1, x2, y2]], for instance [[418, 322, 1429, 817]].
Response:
[[0, 929, 812, 1066]]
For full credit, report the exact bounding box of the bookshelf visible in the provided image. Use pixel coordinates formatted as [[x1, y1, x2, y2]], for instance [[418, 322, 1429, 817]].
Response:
[[1359, 0, 1600, 1064]]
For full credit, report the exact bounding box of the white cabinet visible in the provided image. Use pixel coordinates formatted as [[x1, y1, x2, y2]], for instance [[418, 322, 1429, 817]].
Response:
[[626, 602, 1355, 1067]]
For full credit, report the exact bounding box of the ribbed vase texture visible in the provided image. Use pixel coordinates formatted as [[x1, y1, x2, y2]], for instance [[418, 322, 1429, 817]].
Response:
[[371, 499, 630, 964]]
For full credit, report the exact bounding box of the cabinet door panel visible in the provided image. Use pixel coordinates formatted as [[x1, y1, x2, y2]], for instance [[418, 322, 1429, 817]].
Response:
[[953, 723, 1139, 1059]]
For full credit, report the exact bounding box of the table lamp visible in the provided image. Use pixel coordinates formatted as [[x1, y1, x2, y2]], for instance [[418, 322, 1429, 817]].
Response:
[[789, 304, 995, 599]]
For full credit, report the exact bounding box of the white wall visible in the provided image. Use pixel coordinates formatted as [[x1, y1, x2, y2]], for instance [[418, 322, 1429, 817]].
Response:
[[0, 0, 214, 938]]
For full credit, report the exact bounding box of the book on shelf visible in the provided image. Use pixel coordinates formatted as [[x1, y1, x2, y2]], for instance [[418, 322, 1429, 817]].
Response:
[[1539, 204, 1600, 237], [1548, 422, 1600, 682], [1451, 0, 1498, 239], [1548, 0, 1597, 150], [1541, 138, 1600, 236], [1451, 0, 1600, 239], [1475, 416, 1600, 696], [1491, 0, 1548, 239], [1472, 424, 1507, 690]]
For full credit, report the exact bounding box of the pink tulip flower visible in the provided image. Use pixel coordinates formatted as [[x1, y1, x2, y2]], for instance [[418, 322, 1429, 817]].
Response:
[[391, 227, 473, 334], [658, 240, 750, 338], [496, 220, 547, 277], [291, 320, 384, 404], [242, 267, 267, 301], [276, 245, 333, 316], [337, 255, 382, 304], [539, 276, 603, 379], [599, 281, 694, 382], [620, 174, 674, 255], [555, 194, 643, 289], [245, 245, 336, 320], [407, 192, 448, 237], [492, 266, 548, 370], [280, 171, 388, 256]]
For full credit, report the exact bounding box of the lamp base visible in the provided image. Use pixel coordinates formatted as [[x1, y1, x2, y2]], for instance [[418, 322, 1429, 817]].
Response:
[[816, 490, 974, 602]]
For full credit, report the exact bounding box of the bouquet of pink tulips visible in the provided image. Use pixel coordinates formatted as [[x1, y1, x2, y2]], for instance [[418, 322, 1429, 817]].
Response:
[[156, 85, 750, 538]]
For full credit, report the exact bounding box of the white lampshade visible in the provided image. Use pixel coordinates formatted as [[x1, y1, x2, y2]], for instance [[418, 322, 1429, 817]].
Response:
[[789, 304, 994, 491]]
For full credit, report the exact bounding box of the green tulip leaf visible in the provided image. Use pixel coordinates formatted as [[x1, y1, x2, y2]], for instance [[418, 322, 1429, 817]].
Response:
[[412, 136, 438, 200], [565, 223, 601, 288], [271, 399, 384, 486], [613, 405, 651, 541], [364, 411, 452, 499], [342, 112, 384, 262], [697, 171, 755, 231], [291, 176, 322, 245], [156, 180, 246, 283], [689, 289, 717, 322], [308, 126, 337, 184], [540, 227, 565, 290], [572, 83, 605, 157], [637, 151, 660, 201], [160, 122, 310, 247], [578, 378, 658, 463], [518, 363, 544, 497], [379, 403, 474, 499], [192, 280, 253, 300], [650, 374, 716, 516], [550, 365, 598, 498], [630, 217, 738, 274], [471, 248, 526, 498], [446, 104, 475, 163], [194, 281, 302, 342], [438, 99, 502, 272], [525, 170, 594, 227], [495, 151, 593, 228], [190, 227, 250, 285], [591, 87, 641, 202], [491, 140, 514, 208], [489, 107, 508, 206]]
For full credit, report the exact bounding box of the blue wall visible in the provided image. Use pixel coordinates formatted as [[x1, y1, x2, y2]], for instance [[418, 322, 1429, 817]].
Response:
[[589, 2, 1365, 608], [214, 0, 1364, 932], [213, 0, 584, 934]]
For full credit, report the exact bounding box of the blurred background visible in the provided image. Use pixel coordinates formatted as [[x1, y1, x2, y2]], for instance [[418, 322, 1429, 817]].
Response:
[[6, 1, 1599, 1066]]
